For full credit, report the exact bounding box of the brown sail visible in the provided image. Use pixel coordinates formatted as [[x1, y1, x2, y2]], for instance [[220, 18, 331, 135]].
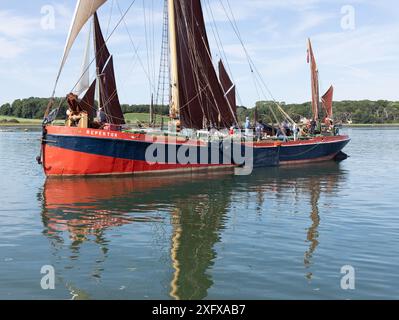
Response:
[[321, 85, 334, 119], [93, 11, 125, 125], [93, 12, 110, 72], [173, 0, 235, 129], [100, 56, 125, 125], [79, 79, 97, 122], [218, 60, 237, 123]]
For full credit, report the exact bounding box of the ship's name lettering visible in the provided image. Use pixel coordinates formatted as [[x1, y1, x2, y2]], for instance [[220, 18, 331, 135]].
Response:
[[86, 130, 118, 138]]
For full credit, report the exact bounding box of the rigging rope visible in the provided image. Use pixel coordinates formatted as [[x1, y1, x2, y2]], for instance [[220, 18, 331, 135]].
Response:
[[116, 0, 156, 92], [203, 0, 244, 107], [105, 0, 115, 38], [218, 0, 296, 131], [143, 0, 153, 97]]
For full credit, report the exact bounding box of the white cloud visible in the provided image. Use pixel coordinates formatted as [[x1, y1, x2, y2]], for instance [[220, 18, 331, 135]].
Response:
[[0, 10, 39, 37], [0, 37, 25, 58], [293, 12, 335, 35]]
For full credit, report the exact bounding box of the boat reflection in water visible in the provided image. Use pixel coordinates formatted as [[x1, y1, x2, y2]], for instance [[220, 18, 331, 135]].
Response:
[[40, 164, 346, 299]]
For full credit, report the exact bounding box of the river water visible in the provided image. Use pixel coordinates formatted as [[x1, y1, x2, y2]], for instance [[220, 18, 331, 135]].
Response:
[[0, 127, 398, 300]]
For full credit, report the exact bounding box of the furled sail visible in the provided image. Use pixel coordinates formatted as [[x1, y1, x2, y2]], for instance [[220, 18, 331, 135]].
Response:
[[218, 60, 237, 122], [321, 85, 334, 119], [58, 0, 107, 81], [93, 12, 125, 125], [172, 0, 236, 129], [307, 39, 319, 121], [79, 79, 97, 122], [75, 23, 92, 96]]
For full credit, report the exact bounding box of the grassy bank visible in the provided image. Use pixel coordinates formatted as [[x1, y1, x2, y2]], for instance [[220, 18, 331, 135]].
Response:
[[0, 116, 42, 126], [124, 113, 169, 126], [0, 113, 169, 127]]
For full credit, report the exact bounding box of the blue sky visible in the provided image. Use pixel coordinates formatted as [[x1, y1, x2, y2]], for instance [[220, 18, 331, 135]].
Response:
[[0, 0, 398, 107]]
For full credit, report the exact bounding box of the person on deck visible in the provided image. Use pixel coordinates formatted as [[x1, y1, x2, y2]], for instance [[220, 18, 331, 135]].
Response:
[[97, 108, 106, 124], [66, 93, 86, 127], [310, 119, 317, 135], [276, 127, 288, 142], [245, 117, 251, 136], [255, 121, 263, 141], [324, 117, 334, 132]]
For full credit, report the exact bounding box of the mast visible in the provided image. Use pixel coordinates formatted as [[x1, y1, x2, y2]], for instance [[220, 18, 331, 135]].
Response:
[[94, 17, 101, 111], [96, 66, 101, 111], [150, 94, 154, 125], [168, 0, 179, 120]]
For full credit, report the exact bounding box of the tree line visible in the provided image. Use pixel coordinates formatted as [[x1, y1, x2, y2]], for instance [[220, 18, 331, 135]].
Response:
[[239, 100, 399, 124], [0, 97, 170, 120], [1, 97, 399, 124]]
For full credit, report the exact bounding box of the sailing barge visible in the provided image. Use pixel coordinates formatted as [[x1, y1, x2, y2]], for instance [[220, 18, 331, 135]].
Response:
[[39, 0, 349, 176]]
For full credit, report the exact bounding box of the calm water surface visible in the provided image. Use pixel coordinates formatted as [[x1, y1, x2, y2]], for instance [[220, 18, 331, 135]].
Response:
[[0, 127, 398, 299]]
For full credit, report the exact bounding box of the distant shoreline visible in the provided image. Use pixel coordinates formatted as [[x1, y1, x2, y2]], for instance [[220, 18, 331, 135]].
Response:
[[0, 122, 41, 126], [341, 123, 399, 127], [1, 116, 399, 128]]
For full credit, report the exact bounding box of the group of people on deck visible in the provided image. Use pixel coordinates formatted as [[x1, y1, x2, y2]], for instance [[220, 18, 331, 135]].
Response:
[[229, 115, 337, 142]]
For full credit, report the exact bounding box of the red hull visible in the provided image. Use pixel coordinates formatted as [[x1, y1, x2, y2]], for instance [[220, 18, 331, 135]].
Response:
[[43, 144, 234, 176], [41, 126, 349, 176]]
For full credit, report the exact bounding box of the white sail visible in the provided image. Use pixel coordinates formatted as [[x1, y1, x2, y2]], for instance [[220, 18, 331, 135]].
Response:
[[75, 22, 91, 96], [55, 0, 107, 89]]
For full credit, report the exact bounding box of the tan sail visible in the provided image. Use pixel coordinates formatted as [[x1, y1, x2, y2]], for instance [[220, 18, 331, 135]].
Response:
[[56, 0, 107, 85], [307, 38, 320, 121], [75, 23, 92, 96]]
